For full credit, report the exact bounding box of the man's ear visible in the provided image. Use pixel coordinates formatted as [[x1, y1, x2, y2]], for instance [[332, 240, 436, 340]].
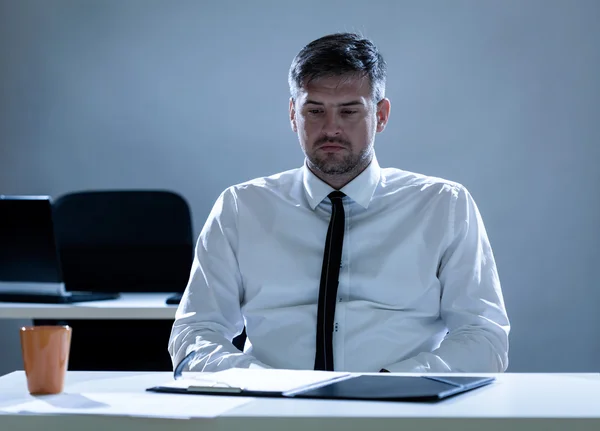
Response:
[[376, 98, 391, 133], [289, 98, 298, 132]]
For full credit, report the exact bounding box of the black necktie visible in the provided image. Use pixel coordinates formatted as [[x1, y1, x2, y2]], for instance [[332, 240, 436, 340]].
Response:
[[314, 191, 346, 371]]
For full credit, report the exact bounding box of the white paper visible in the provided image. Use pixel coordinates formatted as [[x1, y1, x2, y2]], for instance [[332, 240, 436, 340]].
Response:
[[0, 391, 252, 419], [168, 368, 351, 393]]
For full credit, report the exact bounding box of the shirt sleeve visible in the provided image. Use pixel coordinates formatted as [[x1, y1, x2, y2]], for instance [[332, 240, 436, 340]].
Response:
[[167, 187, 271, 372], [383, 185, 510, 373]]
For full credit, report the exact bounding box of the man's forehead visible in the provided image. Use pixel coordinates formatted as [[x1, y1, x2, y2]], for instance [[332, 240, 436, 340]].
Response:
[[299, 75, 371, 100]]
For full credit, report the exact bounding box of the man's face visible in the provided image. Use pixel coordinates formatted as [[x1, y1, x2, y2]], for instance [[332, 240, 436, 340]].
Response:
[[290, 75, 390, 177]]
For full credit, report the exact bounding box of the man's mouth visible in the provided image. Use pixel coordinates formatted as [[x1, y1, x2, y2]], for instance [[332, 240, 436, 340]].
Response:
[[319, 144, 346, 152]]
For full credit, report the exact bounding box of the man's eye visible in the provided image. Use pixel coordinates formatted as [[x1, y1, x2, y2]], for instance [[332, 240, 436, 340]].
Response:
[[308, 109, 322, 115], [342, 110, 358, 115]]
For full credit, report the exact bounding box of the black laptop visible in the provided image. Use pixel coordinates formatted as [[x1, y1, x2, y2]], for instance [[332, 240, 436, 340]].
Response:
[[0, 195, 119, 303]]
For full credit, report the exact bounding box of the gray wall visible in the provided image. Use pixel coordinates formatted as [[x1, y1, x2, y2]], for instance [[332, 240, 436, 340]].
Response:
[[1, 0, 599, 375]]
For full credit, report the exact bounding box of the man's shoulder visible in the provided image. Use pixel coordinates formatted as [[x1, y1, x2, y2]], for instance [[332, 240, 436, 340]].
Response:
[[381, 167, 464, 196], [225, 167, 303, 197]]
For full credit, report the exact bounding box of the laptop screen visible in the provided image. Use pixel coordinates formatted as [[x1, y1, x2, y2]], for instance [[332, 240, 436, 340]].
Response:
[[0, 195, 63, 283]]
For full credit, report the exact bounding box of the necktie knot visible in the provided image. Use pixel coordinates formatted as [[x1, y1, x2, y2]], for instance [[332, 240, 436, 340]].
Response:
[[328, 191, 345, 201]]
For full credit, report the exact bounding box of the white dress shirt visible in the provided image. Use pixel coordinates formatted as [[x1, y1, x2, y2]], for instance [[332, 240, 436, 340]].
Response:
[[168, 155, 510, 373]]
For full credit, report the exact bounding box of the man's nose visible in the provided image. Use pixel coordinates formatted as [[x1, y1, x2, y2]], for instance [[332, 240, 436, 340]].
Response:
[[322, 112, 342, 136]]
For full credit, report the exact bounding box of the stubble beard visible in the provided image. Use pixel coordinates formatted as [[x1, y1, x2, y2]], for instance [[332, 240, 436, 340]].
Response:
[[307, 141, 373, 177]]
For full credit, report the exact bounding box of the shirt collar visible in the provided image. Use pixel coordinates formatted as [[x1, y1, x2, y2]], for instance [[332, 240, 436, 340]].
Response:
[[302, 155, 381, 210]]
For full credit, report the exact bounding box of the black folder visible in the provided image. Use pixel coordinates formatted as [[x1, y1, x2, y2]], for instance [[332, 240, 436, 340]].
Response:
[[147, 374, 494, 402], [291, 375, 495, 401]]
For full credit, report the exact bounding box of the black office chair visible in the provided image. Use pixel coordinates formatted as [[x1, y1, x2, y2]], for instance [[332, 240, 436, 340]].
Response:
[[47, 190, 195, 371], [52, 190, 193, 294]]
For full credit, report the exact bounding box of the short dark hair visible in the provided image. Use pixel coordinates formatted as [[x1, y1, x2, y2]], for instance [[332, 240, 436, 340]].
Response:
[[288, 33, 387, 103]]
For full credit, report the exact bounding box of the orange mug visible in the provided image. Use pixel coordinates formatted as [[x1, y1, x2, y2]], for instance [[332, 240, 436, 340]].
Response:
[[20, 325, 72, 395]]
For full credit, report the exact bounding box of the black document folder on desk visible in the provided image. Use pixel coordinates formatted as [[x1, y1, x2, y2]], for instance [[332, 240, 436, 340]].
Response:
[[290, 375, 494, 401], [147, 374, 494, 402]]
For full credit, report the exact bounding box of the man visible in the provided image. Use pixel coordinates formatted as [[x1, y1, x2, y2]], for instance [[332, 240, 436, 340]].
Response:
[[168, 33, 510, 373]]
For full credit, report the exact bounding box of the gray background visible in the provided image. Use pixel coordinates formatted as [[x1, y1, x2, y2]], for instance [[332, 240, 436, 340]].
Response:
[[1, 0, 599, 375]]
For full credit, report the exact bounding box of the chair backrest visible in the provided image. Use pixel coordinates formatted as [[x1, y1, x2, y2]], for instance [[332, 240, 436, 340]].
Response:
[[52, 190, 194, 293]]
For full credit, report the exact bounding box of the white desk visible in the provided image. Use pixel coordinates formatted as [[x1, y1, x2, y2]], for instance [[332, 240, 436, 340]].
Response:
[[0, 293, 177, 320], [0, 371, 599, 431]]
